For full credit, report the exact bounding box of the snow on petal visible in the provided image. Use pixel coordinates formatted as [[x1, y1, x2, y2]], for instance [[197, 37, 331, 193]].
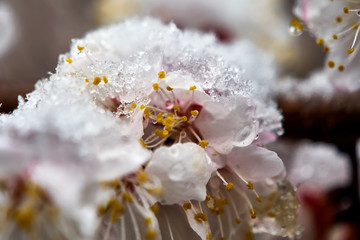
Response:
[[145, 143, 213, 204]]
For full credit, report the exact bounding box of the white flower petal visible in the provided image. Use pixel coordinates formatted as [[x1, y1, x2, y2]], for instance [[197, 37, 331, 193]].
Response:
[[146, 143, 213, 204], [226, 145, 284, 181], [194, 96, 257, 154]]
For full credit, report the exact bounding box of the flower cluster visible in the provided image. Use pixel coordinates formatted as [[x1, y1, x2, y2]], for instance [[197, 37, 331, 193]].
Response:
[[0, 18, 298, 239], [293, 0, 360, 91]]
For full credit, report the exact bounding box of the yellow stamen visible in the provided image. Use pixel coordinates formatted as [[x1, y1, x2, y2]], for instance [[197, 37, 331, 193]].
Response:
[[14, 206, 35, 231], [108, 198, 124, 222], [250, 208, 256, 219], [152, 83, 159, 91], [156, 113, 163, 122], [246, 181, 254, 190], [333, 34, 338, 40], [173, 105, 180, 111], [137, 171, 148, 183], [144, 107, 150, 119], [183, 202, 192, 210], [316, 38, 324, 46], [145, 229, 157, 239], [338, 65, 345, 72], [93, 76, 102, 85], [290, 18, 304, 31], [77, 45, 85, 51], [191, 110, 199, 117], [348, 48, 354, 54], [103, 76, 109, 84], [139, 139, 148, 148], [189, 86, 197, 91], [131, 102, 137, 109], [194, 212, 208, 223], [122, 192, 133, 203], [162, 130, 169, 137], [344, 6, 349, 14], [85, 78, 89, 83], [65, 57, 72, 64], [158, 71, 165, 79], [225, 182, 234, 191], [181, 116, 188, 122], [140, 104, 145, 110], [162, 116, 174, 127], [150, 203, 160, 215], [235, 218, 241, 224], [328, 61, 335, 68], [199, 140, 208, 148], [166, 86, 173, 91], [144, 217, 152, 226]]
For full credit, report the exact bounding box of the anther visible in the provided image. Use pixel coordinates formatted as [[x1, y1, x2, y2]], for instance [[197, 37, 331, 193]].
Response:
[[189, 86, 197, 91], [85, 78, 89, 83], [137, 171, 148, 184], [256, 196, 263, 203], [65, 57, 72, 64], [166, 86, 173, 91], [246, 181, 254, 190], [194, 212, 208, 223], [173, 105, 180, 111], [145, 229, 157, 239], [152, 83, 159, 91], [183, 202, 192, 210], [144, 217, 152, 226], [348, 48, 355, 54], [181, 116, 188, 122], [344, 7, 349, 14], [158, 71, 165, 79], [144, 107, 150, 119], [14, 206, 35, 231], [338, 65, 345, 72], [103, 76, 109, 84], [316, 38, 324, 46], [122, 192, 133, 203], [93, 76, 102, 85], [333, 34, 338, 40], [250, 209, 257, 219], [235, 218, 241, 224], [199, 140, 208, 148], [156, 113, 163, 122], [131, 102, 137, 109], [328, 61, 335, 68], [225, 182, 234, 191], [191, 110, 199, 117], [139, 139, 148, 148], [150, 203, 160, 215], [77, 45, 85, 51]]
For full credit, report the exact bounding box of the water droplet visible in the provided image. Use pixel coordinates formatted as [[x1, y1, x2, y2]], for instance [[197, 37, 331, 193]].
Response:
[[276, 128, 284, 136], [289, 26, 303, 37]]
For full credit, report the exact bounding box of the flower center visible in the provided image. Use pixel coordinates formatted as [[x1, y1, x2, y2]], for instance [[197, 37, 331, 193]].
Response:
[[138, 72, 208, 150]]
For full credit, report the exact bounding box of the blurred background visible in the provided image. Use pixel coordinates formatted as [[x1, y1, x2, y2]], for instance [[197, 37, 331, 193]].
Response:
[[0, 0, 359, 238]]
